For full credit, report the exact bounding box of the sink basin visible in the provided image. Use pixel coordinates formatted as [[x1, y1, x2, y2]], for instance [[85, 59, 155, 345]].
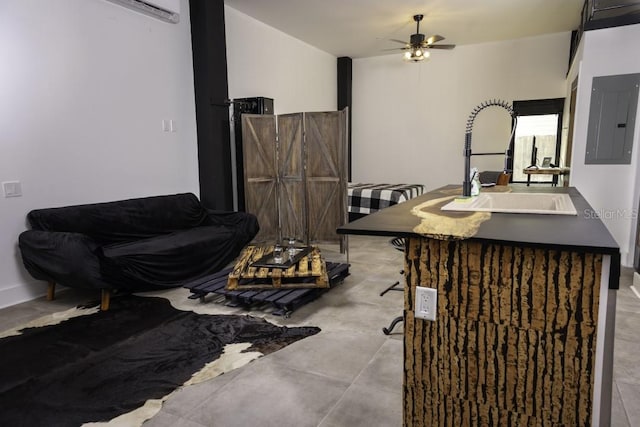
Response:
[[440, 192, 577, 215]]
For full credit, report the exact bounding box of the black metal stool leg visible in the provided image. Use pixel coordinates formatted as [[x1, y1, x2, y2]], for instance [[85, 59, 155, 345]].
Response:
[[382, 316, 403, 335], [380, 280, 400, 296], [380, 237, 406, 335]]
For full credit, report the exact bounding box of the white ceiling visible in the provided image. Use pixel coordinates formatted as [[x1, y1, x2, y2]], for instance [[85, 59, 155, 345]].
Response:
[[223, 0, 585, 58]]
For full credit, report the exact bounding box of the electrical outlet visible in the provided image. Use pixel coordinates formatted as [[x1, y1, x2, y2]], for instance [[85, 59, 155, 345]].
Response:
[[415, 286, 437, 321]]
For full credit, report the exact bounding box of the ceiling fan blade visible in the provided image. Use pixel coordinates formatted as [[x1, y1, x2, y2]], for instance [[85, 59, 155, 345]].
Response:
[[427, 44, 456, 50], [382, 47, 409, 51], [389, 38, 409, 45], [425, 35, 445, 45]]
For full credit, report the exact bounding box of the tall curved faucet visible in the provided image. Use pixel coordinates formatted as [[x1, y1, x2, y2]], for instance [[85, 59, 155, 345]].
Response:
[[463, 99, 517, 197]]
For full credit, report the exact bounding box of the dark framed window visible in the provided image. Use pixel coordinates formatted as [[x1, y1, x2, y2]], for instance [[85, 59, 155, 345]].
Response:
[[508, 98, 565, 184]]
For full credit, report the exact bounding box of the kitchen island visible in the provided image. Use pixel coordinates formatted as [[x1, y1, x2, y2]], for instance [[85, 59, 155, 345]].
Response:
[[338, 185, 619, 426]]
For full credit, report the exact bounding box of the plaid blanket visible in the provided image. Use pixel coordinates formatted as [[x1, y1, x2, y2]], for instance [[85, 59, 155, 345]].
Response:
[[348, 183, 425, 214]]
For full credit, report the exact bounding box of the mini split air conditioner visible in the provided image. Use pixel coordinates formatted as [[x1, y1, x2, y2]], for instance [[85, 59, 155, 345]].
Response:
[[106, 0, 180, 23]]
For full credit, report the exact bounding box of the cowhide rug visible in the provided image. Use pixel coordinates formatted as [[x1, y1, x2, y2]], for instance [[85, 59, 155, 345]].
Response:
[[0, 295, 320, 427]]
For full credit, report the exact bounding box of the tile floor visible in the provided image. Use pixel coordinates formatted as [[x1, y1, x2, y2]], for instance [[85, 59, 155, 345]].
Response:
[[1, 235, 638, 426]]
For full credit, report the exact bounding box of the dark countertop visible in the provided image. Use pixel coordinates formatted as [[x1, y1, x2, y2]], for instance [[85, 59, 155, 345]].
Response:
[[338, 185, 620, 289]]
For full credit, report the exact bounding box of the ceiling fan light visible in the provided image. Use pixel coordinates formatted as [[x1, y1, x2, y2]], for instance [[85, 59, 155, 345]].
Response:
[[402, 46, 428, 63], [406, 56, 424, 63]]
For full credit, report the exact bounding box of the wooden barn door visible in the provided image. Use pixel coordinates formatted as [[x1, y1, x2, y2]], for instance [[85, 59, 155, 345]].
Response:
[[277, 113, 306, 243], [241, 114, 278, 243], [304, 110, 348, 247]]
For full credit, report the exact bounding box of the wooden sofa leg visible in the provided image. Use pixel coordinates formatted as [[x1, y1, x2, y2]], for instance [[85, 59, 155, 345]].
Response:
[[101, 289, 111, 311], [47, 281, 56, 301]]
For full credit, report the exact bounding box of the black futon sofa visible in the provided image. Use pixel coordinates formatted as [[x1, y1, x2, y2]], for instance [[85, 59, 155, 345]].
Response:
[[18, 193, 259, 310]]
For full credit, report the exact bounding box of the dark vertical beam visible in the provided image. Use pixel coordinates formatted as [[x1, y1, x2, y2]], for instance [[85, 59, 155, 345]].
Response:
[[337, 56, 352, 181], [189, 0, 233, 210]]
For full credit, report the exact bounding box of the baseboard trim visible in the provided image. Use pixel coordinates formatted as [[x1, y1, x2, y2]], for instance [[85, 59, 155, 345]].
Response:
[[0, 281, 47, 309]]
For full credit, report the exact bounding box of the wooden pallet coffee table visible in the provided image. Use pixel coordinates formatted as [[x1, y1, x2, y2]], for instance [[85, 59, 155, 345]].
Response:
[[226, 245, 329, 290]]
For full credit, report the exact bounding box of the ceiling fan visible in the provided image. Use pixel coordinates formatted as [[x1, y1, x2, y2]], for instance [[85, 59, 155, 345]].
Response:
[[388, 14, 456, 62]]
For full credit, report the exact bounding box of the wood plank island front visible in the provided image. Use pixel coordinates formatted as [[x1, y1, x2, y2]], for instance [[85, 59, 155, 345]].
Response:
[[338, 185, 620, 427]]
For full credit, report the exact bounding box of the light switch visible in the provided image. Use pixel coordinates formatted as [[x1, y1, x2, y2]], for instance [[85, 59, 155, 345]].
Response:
[[162, 119, 170, 132], [3, 181, 22, 198], [169, 119, 176, 132]]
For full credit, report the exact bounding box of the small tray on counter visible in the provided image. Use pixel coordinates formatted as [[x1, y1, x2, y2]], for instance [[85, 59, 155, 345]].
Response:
[[250, 246, 313, 269]]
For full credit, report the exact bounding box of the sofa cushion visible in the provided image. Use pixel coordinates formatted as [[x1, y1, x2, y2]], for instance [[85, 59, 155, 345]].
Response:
[[27, 193, 208, 244], [99, 225, 251, 290]]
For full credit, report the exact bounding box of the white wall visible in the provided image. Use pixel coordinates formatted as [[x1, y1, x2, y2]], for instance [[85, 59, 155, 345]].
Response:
[[352, 32, 572, 190], [568, 24, 640, 267], [224, 6, 337, 114], [0, 0, 198, 307]]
